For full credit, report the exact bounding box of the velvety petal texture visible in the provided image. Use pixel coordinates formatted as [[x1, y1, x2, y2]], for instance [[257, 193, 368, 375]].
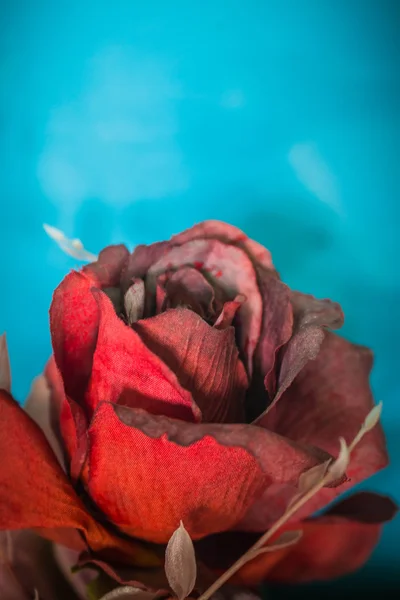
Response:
[[259, 333, 388, 521], [133, 308, 248, 423], [83, 402, 333, 543], [0, 390, 160, 566]]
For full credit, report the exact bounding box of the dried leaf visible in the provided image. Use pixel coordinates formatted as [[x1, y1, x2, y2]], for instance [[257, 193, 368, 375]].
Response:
[[325, 438, 349, 484], [99, 587, 158, 600], [349, 402, 383, 452], [249, 530, 303, 557], [124, 281, 145, 324], [0, 333, 11, 392], [43, 224, 97, 262], [165, 521, 197, 600], [287, 461, 331, 509]]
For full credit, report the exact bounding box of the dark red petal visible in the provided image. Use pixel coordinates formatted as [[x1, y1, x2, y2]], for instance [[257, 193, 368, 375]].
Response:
[[44, 355, 88, 481], [268, 492, 397, 583], [83, 244, 130, 288], [50, 271, 100, 404], [252, 270, 293, 395], [147, 239, 262, 374], [214, 296, 245, 329], [163, 266, 216, 319], [0, 390, 160, 566], [202, 493, 396, 586], [171, 220, 274, 270], [121, 242, 170, 292], [85, 290, 201, 422], [264, 291, 345, 402], [258, 332, 388, 521], [134, 307, 247, 423], [84, 402, 333, 543]]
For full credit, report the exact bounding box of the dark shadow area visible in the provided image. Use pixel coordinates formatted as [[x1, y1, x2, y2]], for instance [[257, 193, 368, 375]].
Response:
[[266, 564, 400, 599]]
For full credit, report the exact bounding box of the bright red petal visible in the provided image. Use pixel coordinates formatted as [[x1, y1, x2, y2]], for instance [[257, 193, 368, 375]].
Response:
[[134, 307, 247, 423], [0, 390, 159, 566], [259, 332, 388, 521], [50, 271, 100, 405], [85, 290, 201, 422], [147, 238, 262, 374], [170, 220, 274, 270], [83, 402, 333, 544]]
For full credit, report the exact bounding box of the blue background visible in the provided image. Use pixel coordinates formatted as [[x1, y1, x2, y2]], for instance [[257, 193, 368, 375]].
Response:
[[0, 0, 399, 596]]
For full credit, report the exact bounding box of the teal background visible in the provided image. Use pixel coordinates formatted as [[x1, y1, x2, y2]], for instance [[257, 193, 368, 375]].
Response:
[[0, 0, 399, 595]]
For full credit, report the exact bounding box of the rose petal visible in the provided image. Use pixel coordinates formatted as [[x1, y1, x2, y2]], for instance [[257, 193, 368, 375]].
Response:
[[121, 242, 169, 292], [0, 390, 159, 567], [83, 245, 130, 288], [50, 271, 100, 405], [214, 296, 245, 330], [246, 271, 293, 421], [267, 494, 397, 583], [197, 493, 397, 586], [263, 291, 344, 406], [85, 290, 201, 422], [24, 374, 65, 468], [290, 290, 344, 329], [147, 239, 263, 374], [163, 267, 216, 319], [258, 332, 388, 520], [133, 308, 247, 423], [44, 356, 88, 482], [83, 402, 333, 544], [1, 530, 80, 600], [170, 220, 274, 270]]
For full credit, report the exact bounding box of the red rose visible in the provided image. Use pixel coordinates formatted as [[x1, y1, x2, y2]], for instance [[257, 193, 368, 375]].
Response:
[[0, 221, 395, 590]]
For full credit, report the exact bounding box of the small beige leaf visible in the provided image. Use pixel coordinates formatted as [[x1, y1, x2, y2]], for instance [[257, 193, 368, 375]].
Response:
[[100, 587, 158, 600], [0, 333, 11, 393], [325, 437, 349, 484], [287, 460, 331, 509], [349, 402, 383, 452], [165, 521, 197, 600], [249, 530, 303, 558], [124, 280, 145, 324], [43, 224, 98, 262]]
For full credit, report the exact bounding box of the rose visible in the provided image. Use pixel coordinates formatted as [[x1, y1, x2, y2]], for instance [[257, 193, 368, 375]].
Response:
[[0, 220, 395, 592]]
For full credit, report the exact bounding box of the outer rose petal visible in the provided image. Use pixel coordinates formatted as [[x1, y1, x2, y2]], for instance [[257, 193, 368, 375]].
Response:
[[0, 390, 159, 567], [24, 373, 65, 468], [50, 271, 100, 405], [147, 238, 263, 374], [83, 244, 130, 288], [83, 402, 334, 544], [263, 291, 344, 404], [133, 308, 248, 423], [85, 290, 201, 422], [196, 493, 397, 586], [267, 492, 397, 583], [170, 220, 274, 270], [50, 246, 129, 404], [258, 332, 388, 522]]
